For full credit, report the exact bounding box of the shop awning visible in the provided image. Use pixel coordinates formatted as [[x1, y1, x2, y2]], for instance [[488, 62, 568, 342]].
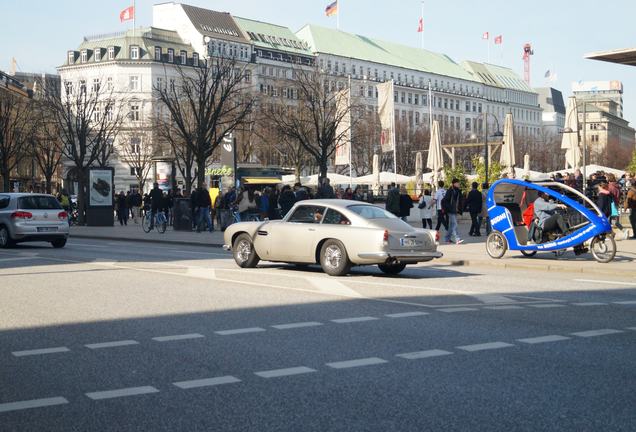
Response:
[[242, 177, 281, 185]]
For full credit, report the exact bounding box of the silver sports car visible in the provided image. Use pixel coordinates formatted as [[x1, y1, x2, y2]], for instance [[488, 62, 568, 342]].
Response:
[[223, 199, 442, 276]]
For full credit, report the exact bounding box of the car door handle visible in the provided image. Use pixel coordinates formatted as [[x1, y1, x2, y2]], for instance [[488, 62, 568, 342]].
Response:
[[308, 228, 316, 232], [257, 230, 268, 236]]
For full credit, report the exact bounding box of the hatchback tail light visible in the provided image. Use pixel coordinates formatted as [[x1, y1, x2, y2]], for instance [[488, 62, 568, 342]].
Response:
[[11, 211, 32, 220], [383, 229, 389, 245], [58, 211, 68, 220]]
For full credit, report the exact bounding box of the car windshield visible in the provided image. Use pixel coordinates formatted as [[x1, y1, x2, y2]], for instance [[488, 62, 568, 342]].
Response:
[[347, 205, 397, 219], [18, 196, 62, 210]]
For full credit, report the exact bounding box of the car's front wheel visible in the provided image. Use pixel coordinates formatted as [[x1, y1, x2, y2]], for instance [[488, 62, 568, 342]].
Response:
[[0, 226, 14, 248], [51, 238, 67, 249], [232, 233, 260, 268], [378, 263, 407, 275], [320, 239, 351, 276]]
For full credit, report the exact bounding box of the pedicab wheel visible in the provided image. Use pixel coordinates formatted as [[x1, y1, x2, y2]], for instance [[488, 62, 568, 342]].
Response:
[[520, 250, 537, 257], [486, 232, 507, 259], [590, 235, 616, 263], [553, 249, 566, 258]]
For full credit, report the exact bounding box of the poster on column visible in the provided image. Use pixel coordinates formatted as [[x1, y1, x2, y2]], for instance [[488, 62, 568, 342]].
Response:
[[335, 88, 351, 166], [156, 161, 172, 191], [88, 169, 113, 207]]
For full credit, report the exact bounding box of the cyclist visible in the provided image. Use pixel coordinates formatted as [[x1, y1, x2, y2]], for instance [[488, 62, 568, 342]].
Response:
[[149, 182, 163, 229]]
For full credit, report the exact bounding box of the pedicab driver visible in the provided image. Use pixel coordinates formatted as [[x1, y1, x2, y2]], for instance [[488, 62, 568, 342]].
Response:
[[534, 191, 568, 237]]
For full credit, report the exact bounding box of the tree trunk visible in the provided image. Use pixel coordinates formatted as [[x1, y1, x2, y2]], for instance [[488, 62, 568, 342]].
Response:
[[76, 171, 87, 225], [196, 159, 206, 188], [319, 155, 328, 181], [1, 172, 9, 192], [45, 174, 52, 194]]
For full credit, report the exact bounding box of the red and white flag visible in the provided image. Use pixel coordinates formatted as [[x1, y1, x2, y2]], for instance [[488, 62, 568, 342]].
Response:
[[494, 35, 503, 45], [482, 31, 489, 40], [120, 6, 134, 22], [417, 17, 424, 33]]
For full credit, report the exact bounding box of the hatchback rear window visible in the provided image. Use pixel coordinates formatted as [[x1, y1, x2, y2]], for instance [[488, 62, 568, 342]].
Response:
[[18, 196, 62, 210]]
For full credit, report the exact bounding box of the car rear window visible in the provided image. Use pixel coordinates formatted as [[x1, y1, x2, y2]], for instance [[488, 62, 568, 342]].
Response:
[[347, 205, 396, 219], [0, 195, 9, 209], [18, 196, 62, 210]]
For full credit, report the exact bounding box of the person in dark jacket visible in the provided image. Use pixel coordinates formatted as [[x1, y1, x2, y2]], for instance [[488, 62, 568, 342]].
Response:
[[441, 178, 464, 244], [268, 187, 280, 220], [465, 182, 483, 236], [386, 182, 400, 216], [398, 186, 413, 222], [293, 182, 309, 201], [317, 178, 335, 199], [196, 184, 213, 232], [148, 183, 163, 229], [596, 182, 613, 219], [279, 185, 296, 218], [116, 191, 128, 226]]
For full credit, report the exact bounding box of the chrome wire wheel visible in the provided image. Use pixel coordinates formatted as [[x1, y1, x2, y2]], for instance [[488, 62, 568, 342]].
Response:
[[323, 245, 342, 270], [236, 239, 252, 264]]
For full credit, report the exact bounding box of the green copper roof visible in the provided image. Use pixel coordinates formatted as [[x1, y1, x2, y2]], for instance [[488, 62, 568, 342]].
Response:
[[296, 24, 475, 82], [463, 61, 534, 93], [234, 17, 312, 56]]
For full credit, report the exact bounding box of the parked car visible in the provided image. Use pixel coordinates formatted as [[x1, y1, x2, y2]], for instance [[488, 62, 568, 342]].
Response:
[[223, 199, 442, 276], [0, 193, 70, 248]]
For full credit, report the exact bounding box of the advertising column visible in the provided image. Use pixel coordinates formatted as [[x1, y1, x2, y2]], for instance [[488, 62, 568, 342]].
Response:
[[86, 167, 114, 226]]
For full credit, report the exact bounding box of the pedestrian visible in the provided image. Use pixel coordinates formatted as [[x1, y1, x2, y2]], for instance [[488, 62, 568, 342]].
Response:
[[607, 173, 625, 233], [196, 184, 213, 232], [236, 187, 258, 221], [279, 185, 296, 217], [465, 182, 483, 236], [386, 182, 400, 217], [418, 189, 434, 229], [259, 187, 271, 220], [481, 183, 491, 235], [166, 190, 175, 226], [293, 182, 309, 201], [317, 178, 335, 199], [130, 189, 142, 224], [190, 188, 198, 230], [434, 180, 448, 232], [268, 187, 280, 220], [398, 186, 413, 222], [625, 180, 636, 239], [352, 186, 363, 201], [343, 187, 353, 200], [116, 191, 129, 226], [149, 183, 163, 229], [441, 178, 464, 244]]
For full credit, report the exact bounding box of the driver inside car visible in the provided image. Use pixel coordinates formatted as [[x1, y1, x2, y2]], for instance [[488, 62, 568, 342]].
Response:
[[533, 191, 568, 239]]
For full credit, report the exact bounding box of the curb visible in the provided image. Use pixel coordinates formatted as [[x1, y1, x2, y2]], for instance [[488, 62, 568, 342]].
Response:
[[70, 234, 224, 249]]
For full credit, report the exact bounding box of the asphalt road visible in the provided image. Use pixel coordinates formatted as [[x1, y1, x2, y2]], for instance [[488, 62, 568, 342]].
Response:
[[0, 239, 635, 431]]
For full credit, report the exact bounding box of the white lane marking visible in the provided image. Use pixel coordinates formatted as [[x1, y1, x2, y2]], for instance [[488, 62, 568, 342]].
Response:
[[385, 311, 430, 318], [626, 327, 636, 331], [0, 397, 69, 413], [517, 335, 571, 344], [483, 305, 525, 310], [151, 333, 205, 342], [396, 349, 453, 360], [215, 327, 266, 336], [574, 279, 636, 287], [271, 322, 323, 330], [527, 304, 566, 308], [570, 329, 624, 338], [85, 340, 139, 349], [436, 307, 478, 313], [254, 366, 317, 378], [326, 357, 388, 369], [0, 257, 42, 263], [67, 243, 110, 248], [457, 342, 515, 352], [470, 294, 518, 304], [331, 316, 378, 324], [12, 347, 70, 357], [306, 276, 363, 298], [165, 249, 230, 257], [173, 376, 241, 389], [86, 386, 159, 400], [572, 302, 608, 306], [614, 301, 636, 305]]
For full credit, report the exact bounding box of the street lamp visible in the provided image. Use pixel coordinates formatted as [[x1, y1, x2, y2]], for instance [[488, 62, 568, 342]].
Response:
[[483, 112, 504, 186]]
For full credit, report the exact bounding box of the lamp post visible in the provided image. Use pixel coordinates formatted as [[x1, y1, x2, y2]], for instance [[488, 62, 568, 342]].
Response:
[[483, 112, 504, 186]]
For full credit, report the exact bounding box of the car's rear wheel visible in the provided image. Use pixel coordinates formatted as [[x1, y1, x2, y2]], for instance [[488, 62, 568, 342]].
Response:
[[378, 263, 407, 275], [233, 233, 260, 268], [320, 239, 351, 276], [0, 226, 14, 248], [51, 238, 67, 249]]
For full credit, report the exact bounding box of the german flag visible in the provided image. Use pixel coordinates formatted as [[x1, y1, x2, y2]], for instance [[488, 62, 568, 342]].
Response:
[[325, 1, 338, 17]]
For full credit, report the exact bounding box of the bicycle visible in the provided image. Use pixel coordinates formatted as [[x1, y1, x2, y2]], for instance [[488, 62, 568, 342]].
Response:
[[142, 210, 167, 234]]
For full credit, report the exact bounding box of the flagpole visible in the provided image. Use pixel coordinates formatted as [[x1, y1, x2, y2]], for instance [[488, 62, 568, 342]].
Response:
[[487, 37, 490, 63], [391, 79, 397, 183], [348, 74, 352, 188], [337, 0, 340, 30], [133, 0, 136, 37], [428, 79, 435, 187], [420, 1, 424, 49]]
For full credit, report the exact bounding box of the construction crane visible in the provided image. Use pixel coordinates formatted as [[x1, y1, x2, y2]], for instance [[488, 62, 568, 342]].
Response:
[[523, 43, 534, 85]]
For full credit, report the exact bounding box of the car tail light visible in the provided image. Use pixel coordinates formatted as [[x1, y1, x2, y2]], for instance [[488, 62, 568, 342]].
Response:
[[383, 229, 389, 245], [58, 211, 68, 220], [11, 211, 32, 220]]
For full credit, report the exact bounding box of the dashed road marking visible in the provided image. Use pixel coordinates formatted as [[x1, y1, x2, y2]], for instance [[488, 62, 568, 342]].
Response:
[[385, 311, 430, 318], [517, 335, 571, 344], [331, 316, 378, 324], [437, 307, 478, 313], [85, 340, 140, 349], [483, 305, 525, 310], [12, 347, 70, 357], [173, 376, 241, 389], [614, 301, 636, 305], [271, 322, 323, 330], [215, 327, 266, 336], [0, 397, 69, 413], [85, 386, 159, 400], [572, 302, 608, 306], [574, 279, 636, 286], [255, 366, 317, 378], [396, 349, 453, 360], [570, 329, 624, 338], [152, 333, 205, 342], [457, 342, 515, 352], [527, 304, 566, 308], [626, 327, 636, 331], [326, 357, 388, 369]]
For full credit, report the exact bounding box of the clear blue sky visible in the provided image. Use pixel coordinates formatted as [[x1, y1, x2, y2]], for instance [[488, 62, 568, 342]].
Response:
[[2, 0, 635, 121]]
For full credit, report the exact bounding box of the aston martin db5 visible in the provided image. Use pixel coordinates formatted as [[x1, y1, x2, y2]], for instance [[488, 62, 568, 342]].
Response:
[[222, 199, 442, 276]]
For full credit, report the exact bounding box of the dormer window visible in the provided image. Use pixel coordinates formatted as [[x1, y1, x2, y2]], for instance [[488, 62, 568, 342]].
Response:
[[130, 45, 139, 60], [67, 51, 75, 64], [180, 50, 187, 65], [167, 48, 174, 63], [94, 49, 101, 62], [154, 47, 162, 61], [80, 50, 87, 63], [108, 46, 115, 60], [193, 53, 199, 67]]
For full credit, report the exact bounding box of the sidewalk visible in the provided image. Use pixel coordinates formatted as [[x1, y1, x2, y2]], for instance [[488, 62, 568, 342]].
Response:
[[70, 222, 636, 277]]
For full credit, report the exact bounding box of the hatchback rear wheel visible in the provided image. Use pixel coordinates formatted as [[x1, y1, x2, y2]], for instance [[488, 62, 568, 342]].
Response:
[[0, 226, 14, 248], [51, 238, 67, 249]]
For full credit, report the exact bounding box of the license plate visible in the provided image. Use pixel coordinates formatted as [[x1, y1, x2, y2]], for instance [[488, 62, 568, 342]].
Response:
[[400, 238, 421, 247], [37, 227, 58, 232]]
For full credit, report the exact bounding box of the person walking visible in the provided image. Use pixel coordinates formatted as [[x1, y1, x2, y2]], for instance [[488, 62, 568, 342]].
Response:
[[149, 183, 163, 229], [418, 189, 434, 229], [607, 173, 625, 233], [130, 190, 142, 224], [441, 178, 464, 244], [279, 185, 296, 217], [625, 181, 636, 239], [434, 180, 448, 232], [196, 184, 213, 232], [317, 178, 335, 199], [465, 182, 483, 236], [293, 182, 309, 201], [398, 186, 413, 222], [116, 191, 129, 226], [386, 182, 400, 217]]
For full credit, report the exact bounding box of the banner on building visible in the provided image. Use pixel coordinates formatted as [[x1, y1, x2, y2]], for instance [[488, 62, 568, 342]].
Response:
[[377, 80, 395, 153], [334, 88, 351, 166]]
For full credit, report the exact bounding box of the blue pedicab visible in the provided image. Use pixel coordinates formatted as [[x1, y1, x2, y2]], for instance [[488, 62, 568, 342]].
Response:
[[485, 179, 616, 263]]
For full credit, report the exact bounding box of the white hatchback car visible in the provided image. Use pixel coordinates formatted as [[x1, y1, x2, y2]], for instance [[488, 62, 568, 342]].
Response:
[[0, 193, 70, 248]]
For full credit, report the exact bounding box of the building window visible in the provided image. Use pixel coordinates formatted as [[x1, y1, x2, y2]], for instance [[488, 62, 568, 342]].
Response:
[[130, 104, 140, 121], [244, 70, 251, 83], [94, 49, 101, 62], [154, 47, 162, 61], [465, 118, 471, 131], [130, 137, 141, 154], [478, 103, 482, 113], [68, 51, 75, 64], [79, 80, 86, 94], [444, 98, 448, 109], [129, 75, 139, 91], [193, 52, 199, 67], [130, 46, 139, 60], [472, 102, 477, 112], [80, 50, 87, 63], [401, 92, 405, 103], [92, 78, 100, 93], [168, 48, 174, 63], [106, 77, 113, 91], [415, 112, 420, 124], [108, 46, 115, 60], [105, 106, 113, 121], [180, 50, 187, 65], [94, 106, 101, 122]]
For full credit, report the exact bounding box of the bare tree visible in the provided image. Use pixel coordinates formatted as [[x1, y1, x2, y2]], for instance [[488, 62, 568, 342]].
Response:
[[117, 128, 157, 193], [42, 79, 125, 223], [0, 90, 33, 192], [31, 101, 64, 194], [154, 56, 255, 188], [154, 111, 196, 192]]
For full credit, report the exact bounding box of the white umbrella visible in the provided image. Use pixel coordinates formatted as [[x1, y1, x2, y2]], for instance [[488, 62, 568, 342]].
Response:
[[415, 152, 423, 193], [426, 120, 444, 186], [561, 96, 581, 169], [522, 154, 530, 178], [353, 171, 412, 185], [500, 113, 516, 175], [303, 173, 353, 186], [372, 154, 380, 194]]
